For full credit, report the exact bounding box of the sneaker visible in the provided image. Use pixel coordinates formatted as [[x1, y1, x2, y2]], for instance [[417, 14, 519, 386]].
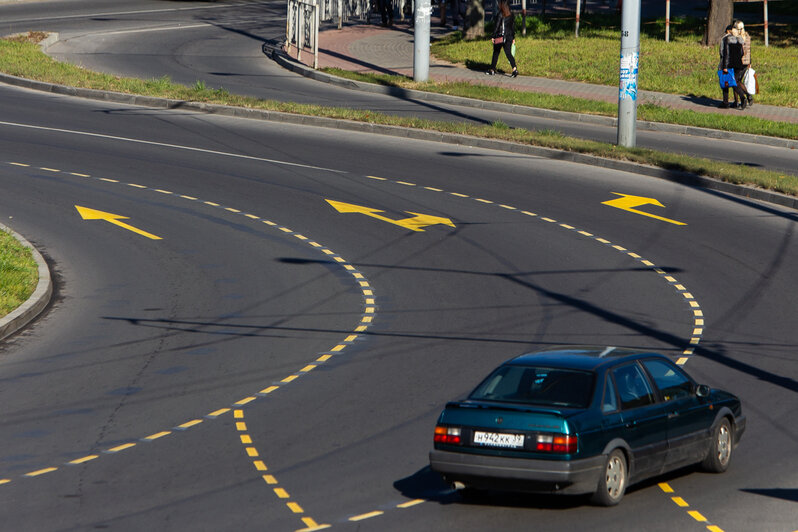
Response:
[[740, 98, 747, 110], [718, 102, 729, 109], [486, 69, 495, 76], [747, 96, 754, 106], [510, 69, 518, 78]]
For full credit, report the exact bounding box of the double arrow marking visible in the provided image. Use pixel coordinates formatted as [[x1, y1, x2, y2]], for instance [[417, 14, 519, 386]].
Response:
[[602, 193, 686, 226], [326, 200, 455, 232]]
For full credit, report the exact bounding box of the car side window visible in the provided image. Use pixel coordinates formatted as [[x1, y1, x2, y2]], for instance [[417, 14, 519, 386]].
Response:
[[601, 374, 618, 413], [613, 363, 655, 410], [642, 359, 694, 401]]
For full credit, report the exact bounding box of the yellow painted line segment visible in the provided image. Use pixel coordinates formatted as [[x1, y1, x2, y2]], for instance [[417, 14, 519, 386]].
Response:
[[142, 431, 171, 441], [0, 479, 10, 485], [177, 419, 203, 429], [688, 510, 707, 522], [397, 499, 426, 508], [106, 443, 136, 453], [68, 455, 99, 465], [25, 467, 58, 477], [350, 511, 384, 521]]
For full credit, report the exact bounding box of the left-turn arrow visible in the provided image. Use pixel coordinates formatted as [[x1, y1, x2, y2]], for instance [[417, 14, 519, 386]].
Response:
[[75, 206, 163, 240]]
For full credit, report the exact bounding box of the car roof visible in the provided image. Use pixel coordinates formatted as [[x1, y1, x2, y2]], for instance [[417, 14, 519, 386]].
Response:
[[505, 346, 668, 372]]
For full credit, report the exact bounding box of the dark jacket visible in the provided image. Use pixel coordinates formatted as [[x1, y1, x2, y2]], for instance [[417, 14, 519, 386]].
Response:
[[492, 13, 514, 42], [719, 34, 743, 71]]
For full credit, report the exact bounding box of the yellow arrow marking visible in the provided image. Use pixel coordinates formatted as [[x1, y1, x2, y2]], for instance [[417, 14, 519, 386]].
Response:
[[601, 193, 686, 226], [326, 200, 455, 232], [75, 206, 162, 240]]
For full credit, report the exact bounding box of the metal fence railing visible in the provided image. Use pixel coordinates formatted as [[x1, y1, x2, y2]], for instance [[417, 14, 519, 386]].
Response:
[[286, 0, 320, 68]]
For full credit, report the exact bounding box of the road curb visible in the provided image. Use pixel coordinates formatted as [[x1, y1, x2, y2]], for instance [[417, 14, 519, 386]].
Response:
[[0, 223, 53, 342], [269, 46, 798, 151], [0, 37, 795, 212]]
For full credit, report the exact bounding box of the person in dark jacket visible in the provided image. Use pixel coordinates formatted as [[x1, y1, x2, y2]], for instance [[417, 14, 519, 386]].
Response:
[[718, 24, 748, 109], [487, 0, 517, 77]]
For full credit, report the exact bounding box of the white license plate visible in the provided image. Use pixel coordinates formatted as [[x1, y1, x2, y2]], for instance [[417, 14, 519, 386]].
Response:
[[473, 431, 524, 448]]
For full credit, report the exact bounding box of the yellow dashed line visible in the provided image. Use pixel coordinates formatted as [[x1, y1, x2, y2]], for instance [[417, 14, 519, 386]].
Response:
[[450, 192, 468, 197], [204, 201, 220, 207], [155, 189, 172, 195], [366, 175, 387, 180], [344, 335, 358, 342], [500, 204, 516, 210], [263, 475, 278, 484], [240, 435, 253, 444], [350, 511, 384, 521], [672, 496, 689, 507], [253, 461, 267, 471], [142, 431, 171, 441], [541, 217, 557, 223], [40, 167, 59, 172], [177, 419, 203, 430], [274, 487, 289, 498], [67, 455, 99, 465], [246, 447, 259, 457], [10, 162, 29, 167], [0, 479, 11, 485], [180, 195, 197, 200], [676, 357, 689, 365], [317, 354, 332, 362], [259, 386, 279, 394], [560, 224, 575, 230], [578, 230, 593, 237], [245, 214, 259, 219], [658, 482, 674, 493], [287, 502, 304, 513], [106, 443, 136, 453], [236, 422, 247, 431], [688, 510, 707, 522], [234, 397, 257, 406], [71, 173, 91, 178], [613, 245, 627, 251], [522, 211, 537, 216], [300, 365, 316, 372], [424, 187, 443, 192], [281, 375, 298, 383], [397, 499, 425, 508], [475, 198, 492, 204], [24, 467, 57, 477], [596, 237, 611, 244], [396, 181, 415, 186], [207, 408, 231, 418], [100, 178, 119, 183], [263, 220, 277, 226], [128, 183, 146, 188]]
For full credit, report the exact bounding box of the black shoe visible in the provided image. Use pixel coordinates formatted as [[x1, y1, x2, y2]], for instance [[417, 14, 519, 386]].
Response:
[[740, 98, 747, 110], [747, 96, 754, 106], [719, 102, 729, 109], [510, 69, 518, 78], [486, 69, 495, 76]]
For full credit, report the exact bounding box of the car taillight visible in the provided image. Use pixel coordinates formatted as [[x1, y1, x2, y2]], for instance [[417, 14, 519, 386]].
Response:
[[536, 434, 577, 454], [434, 426, 462, 444]]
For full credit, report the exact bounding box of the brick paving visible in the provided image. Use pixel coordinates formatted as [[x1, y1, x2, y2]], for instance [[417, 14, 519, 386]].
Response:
[[284, 22, 798, 125]]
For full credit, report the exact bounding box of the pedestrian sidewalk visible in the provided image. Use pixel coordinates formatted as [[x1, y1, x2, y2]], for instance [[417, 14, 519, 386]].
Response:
[[286, 21, 798, 125]]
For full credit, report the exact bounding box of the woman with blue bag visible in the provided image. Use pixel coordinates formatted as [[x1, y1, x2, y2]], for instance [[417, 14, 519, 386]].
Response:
[[718, 25, 748, 109]]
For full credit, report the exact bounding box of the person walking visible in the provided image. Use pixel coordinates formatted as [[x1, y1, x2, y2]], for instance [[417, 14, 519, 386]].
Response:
[[486, 0, 517, 77], [735, 19, 754, 106], [718, 24, 747, 109]]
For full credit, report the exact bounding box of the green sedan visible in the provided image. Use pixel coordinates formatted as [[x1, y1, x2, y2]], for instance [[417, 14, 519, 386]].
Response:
[[429, 346, 746, 506]]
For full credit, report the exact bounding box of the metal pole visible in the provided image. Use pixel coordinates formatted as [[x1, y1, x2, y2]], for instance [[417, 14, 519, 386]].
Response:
[[665, 0, 670, 43], [764, 0, 769, 47], [522, 0, 527, 37], [617, 0, 640, 148], [575, 0, 581, 38], [414, 0, 431, 81]]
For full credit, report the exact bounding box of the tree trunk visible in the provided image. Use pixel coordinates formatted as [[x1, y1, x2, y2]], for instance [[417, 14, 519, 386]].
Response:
[[703, 0, 734, 46], [463, 0, 485, 40]]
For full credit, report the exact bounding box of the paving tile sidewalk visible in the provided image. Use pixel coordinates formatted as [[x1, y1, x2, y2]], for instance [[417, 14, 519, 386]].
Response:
[[288, 22, 798, 125]]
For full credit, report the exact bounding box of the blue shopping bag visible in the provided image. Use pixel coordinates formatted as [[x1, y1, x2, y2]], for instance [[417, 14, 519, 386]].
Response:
[[717, 68, 736, 89]]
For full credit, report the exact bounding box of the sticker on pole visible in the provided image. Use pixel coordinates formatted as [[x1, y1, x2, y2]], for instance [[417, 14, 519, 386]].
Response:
[[619, 51, 639, 101]]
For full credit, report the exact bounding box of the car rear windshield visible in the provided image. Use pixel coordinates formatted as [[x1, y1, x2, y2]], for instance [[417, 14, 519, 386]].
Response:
[[469, 365, 595, 408]]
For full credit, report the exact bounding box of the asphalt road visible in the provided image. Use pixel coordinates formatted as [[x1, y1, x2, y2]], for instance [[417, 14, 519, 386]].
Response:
[[1, 1, 797, 531]]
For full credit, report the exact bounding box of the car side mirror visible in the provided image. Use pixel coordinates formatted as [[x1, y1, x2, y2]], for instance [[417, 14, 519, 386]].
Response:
[[696, 384, 710, 398]]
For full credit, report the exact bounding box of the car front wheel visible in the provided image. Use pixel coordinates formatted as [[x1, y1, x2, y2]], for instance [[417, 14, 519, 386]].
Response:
[[702, 417, 733, 473], [591, 449, 627, 506]]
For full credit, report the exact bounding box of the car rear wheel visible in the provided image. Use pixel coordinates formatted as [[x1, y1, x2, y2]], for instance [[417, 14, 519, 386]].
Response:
[[591, 449, 627, 506], [701, 417, 732, 473]]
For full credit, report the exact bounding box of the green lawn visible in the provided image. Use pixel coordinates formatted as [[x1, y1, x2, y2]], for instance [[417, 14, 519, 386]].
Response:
[[0, 229, 38, 318], [431, 14, 798, 108]]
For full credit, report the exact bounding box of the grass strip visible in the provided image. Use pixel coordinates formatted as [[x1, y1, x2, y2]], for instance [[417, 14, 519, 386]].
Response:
[[323, 68, 798, 140], [0, 32, 796, 201], [0, 229, 38, 318]]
